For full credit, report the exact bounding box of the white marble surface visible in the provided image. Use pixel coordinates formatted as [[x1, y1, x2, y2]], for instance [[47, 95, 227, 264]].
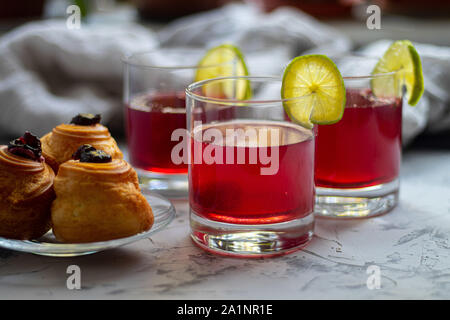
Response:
[[0, 149, 449, 300]]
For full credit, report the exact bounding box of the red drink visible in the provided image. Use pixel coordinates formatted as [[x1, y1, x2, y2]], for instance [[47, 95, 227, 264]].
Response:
[[190, 120, 315, 225], [126, 92, 187, 174], [315, 88, 402, 189]]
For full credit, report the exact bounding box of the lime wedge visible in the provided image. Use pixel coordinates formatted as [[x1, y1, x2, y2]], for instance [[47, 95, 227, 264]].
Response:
[[281, 54, 346, 129], [195, 44, 251, 100], [371, 40, 424, 106]]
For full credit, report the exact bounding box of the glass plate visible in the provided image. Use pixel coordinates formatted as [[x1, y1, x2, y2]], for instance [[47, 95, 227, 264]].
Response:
[[0, 191, 175, 257]]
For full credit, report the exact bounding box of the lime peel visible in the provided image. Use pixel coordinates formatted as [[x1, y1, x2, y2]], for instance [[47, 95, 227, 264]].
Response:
[[195, 44, 251, 100]]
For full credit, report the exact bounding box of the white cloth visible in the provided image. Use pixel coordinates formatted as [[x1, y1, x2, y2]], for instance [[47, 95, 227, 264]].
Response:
[[0, 4, 351, 138], [0, 20, 157, 137], [0, 3, 449, 146], [358, 40, 450, 144], [159, 4, 351, 75]]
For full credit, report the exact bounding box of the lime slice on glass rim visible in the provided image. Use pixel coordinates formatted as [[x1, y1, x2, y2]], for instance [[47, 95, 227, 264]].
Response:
[[281, 54, 346, 129], [371, 40, 424, 106], [194, 44, 251, 100]]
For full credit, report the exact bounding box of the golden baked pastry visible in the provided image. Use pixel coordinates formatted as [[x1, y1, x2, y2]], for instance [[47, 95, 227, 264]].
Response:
[[0, 133, 55, 240], [41, 114, 123, 173], [51, 146, 153, 243]]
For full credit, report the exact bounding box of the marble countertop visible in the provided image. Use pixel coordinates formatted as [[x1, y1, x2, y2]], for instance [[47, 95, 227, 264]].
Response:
[[1, 149, 449, 300]]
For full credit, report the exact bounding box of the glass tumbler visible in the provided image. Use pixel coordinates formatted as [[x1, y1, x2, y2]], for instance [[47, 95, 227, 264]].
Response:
[[314, 56, 403, 218], [187, 76, 315, 257], [123, 48, 238, 197]]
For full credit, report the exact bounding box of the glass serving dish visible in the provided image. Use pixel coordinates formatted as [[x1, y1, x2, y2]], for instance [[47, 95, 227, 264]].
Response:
[[0, 191, 175, 257]]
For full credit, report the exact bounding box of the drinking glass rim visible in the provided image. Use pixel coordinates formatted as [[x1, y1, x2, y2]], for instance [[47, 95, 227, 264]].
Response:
[[122, 48, 237, 70], [186, 75, 315, 105], [327, 53, 401, 78], [186, 73, 400, 105], [344, 71, 399, 80]]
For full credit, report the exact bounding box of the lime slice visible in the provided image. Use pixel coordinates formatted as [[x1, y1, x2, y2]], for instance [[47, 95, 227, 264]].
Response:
[[371, 40, 424, 106], [195, 44, 251, 100], [281, 54, 346, 129]]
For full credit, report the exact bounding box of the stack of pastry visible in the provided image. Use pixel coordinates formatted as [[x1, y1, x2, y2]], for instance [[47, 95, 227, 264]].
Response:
[[0, 114, 154, 243], [41, 113, 123, 173]]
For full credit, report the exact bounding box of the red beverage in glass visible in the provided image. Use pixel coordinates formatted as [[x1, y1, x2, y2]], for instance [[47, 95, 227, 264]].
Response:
[[315, 88, 402, 189], [126, 91, 188, 174], [190, 120, 315, 225]]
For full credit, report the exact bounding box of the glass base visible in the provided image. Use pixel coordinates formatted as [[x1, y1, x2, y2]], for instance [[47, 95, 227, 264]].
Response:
[[190, 210, 314, 258], [136, 168, 188, 198], [315, 179, 399, 218]]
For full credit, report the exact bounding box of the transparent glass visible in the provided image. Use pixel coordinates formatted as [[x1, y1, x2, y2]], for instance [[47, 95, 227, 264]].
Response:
[[0, 192, 175, 257], [314, 56, 403, 218], [123, 48, 238, 197], [186, 76, 315, 257]]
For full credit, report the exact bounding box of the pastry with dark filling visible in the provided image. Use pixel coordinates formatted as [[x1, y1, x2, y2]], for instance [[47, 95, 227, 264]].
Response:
[[41, 114, 123, 173], [51, 145, 153, 243], [0, 132, 55, 239]]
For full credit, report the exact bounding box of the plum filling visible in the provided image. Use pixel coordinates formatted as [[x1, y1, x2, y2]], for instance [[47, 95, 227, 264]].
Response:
[[72, 144, 112, 163], [72, 144, 96, 159], [7, 131, 44, 162], [70, 113, 101, 126]]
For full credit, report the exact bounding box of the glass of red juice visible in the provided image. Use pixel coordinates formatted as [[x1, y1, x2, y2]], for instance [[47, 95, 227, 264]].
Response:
[[123, 49, 238, 197], [314, 56, 403, 218], [186, 76, 315, 257]]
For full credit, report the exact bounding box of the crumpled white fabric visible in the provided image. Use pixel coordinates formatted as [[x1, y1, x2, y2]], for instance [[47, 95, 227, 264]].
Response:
[[0, 3, 449, 146], [0, 3, 351, 139], [160, 6, 450, 144], [159, 4, 351, 75], [0, 20, 157, 137], [358, 40, 450, 144]]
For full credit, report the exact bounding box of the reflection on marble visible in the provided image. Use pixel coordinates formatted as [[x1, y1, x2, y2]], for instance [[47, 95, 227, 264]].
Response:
[[0, 150, 449, 299]]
